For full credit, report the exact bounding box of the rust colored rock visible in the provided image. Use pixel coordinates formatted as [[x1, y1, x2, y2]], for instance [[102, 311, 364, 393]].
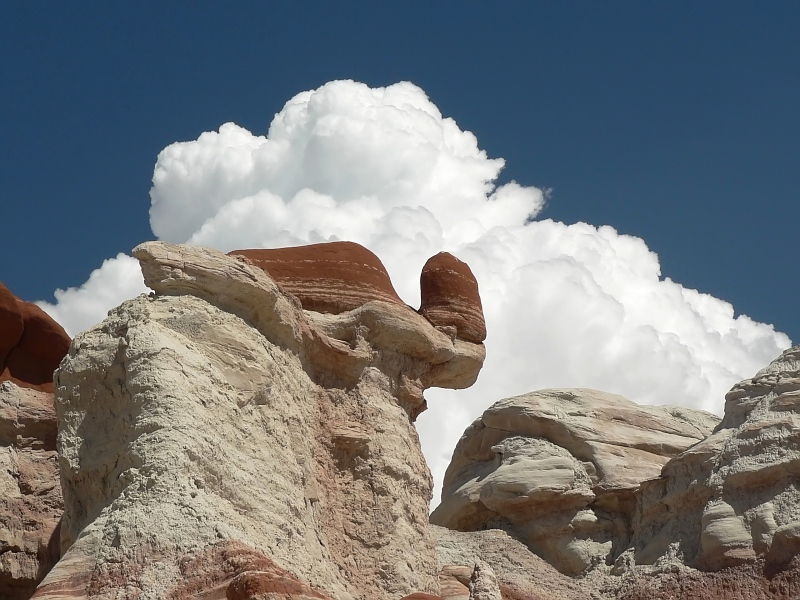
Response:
[[0, 381, 63, 599], [419, 252, 486, 344], [162, 540, 329, 600], [399, 594, 443, 600], [0, 282, 70, 394], [229, 242, 404, 314], [227, 570, 331, 600], [0, 282, 24, 363]]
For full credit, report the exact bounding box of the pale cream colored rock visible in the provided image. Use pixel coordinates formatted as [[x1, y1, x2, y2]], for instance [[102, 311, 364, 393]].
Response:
[[699, 501, 756, 568], [631, 344, 800, 573], [431, 388, 717, 575], [35, 242, 487, 600]]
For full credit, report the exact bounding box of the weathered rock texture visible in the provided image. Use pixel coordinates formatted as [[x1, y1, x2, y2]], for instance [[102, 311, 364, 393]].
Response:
[[0, 282, 70, 394], [631, 345, 800, 572], [419, 253, 486, 344], [431, 388, 719, 575], [434, 526, 607, 600], [0, 381, 63, 598], [34, 241, 485, 600], [433, 346, 800, 598]]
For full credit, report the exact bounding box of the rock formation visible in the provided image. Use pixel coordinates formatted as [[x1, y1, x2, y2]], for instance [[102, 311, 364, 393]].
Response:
[[0, 282, 70, 394], [0, 382, 63, 599], [419, 253, 486, 344], [34, 241, 485, 600], [228, 242, 405, 315], [230, 245, 487, 348], [0, 281, 68, 599], [432, 346, 800, 598], [431, 388, 719, 575], [10, 236, 799, 599], [623, 344, 800, 590]]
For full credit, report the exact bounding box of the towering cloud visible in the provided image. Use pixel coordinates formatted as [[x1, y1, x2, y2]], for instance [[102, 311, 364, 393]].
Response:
[[38, 80, 791, 502]]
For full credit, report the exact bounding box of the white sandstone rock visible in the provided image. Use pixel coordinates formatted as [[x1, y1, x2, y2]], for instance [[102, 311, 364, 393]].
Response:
[[431, 388, 718, 575], [35, 242, 487, 600]]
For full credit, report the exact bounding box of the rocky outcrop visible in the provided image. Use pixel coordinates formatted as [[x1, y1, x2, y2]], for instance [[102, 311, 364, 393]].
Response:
[[0, 381, 63, 598], [419, 253, 486, 344], [0, 282, 70, 394], [228, 242, 405, 315], [432, 347, 800, 598], [631, 345, 800, 572], [615, 561, 800, 600], [434, 526, 604, 600], [35, 241, 485, 600], [431, 388, 718, 575], [0, 281, 68, 598]]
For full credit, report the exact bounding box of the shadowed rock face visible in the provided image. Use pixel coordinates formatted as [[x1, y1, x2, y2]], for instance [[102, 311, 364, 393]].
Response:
[[419, 252, 486, 344], [0, 282, 68, 599], [0, 282, 70, 394], [0, 381, 63, 599], [229, 242, 404, 315]]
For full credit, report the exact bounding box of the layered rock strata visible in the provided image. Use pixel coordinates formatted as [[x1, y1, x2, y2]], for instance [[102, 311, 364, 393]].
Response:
[[419, 253, 486, 344], [431, 388, 719, 575], [631, 345, 800, 572], [0, 282, 70, 394], [228, 242, 405, 315], [230, 245, 487, 348], [0, 382, 63, 599], [34, 241, 485, 600], [434, 526, 603, 600]]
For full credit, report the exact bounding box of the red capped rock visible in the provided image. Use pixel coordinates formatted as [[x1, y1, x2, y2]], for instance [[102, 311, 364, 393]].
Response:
[[419, 252, 486, 344], [229, 242, 404, 314], [0, 282, 71, 394], [0, 282, 24, 363]]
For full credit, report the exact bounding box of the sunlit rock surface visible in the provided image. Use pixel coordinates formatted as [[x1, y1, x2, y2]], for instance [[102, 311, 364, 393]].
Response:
[[228, 242, 405, 315], [631, 345, 800, 573], [0, 281, 68, 599], [431, 388, 717, 575], [419, 252, 486, 344], [33, 241, 485, 600], [432, 348, 800, 598]]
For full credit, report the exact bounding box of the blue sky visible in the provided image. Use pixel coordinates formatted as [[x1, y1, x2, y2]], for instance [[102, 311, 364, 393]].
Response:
[[3, 3, 797, 343], [3, 2, 798, 501]]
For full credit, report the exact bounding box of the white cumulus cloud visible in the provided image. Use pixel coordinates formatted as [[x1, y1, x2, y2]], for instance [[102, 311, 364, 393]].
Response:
[[37, 254, 146, 337], [41, 80, 791, 506]]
